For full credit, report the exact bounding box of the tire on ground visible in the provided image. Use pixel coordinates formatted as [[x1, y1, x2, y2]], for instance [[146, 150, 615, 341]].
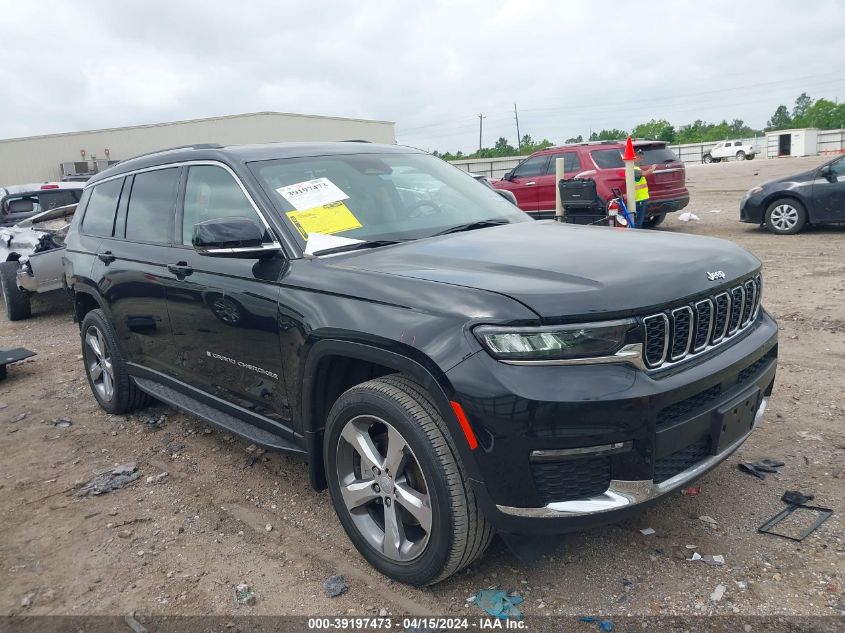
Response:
[[80, 308, 151, 413], [764, 197, 807, 235], [324, 373, 493, 586], [642, 213, 666, 228], [0, 261, 31, 321]]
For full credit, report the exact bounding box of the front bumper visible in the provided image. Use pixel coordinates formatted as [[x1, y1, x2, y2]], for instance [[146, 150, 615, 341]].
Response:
[[446, 311, 778, 534], [740, 195, 766, 224]]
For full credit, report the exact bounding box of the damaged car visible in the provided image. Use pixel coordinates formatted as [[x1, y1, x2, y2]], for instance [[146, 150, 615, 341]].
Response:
[[0, 203, 77, 320]]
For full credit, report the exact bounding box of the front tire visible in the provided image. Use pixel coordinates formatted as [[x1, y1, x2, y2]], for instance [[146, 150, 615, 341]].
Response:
[[0, 261, 31, 321], [703, 154, 713, 164], [80, 309, 150, 413], [736, 150, 746, 161], [324, 374, 493, 586], [765, 198, 807, 235]]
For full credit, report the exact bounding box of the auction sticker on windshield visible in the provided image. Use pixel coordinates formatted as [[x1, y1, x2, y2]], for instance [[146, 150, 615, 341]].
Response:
[[276, 177, 349, 210], [286, 201, 363, 239]]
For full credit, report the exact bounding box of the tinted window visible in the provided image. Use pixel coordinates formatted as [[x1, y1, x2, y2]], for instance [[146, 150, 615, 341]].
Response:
[[125, 168, 179, 244], [82, 179, 123, 237], [637, 147, 680, 164], [829, 158, 845, 177], [543, 153, 582, 174], [39, 189, 79, 211], [512, 155, 548, 178], [591, 149, 624, 169], [182, 166, 265, 245], [724, 142, 732, 147]]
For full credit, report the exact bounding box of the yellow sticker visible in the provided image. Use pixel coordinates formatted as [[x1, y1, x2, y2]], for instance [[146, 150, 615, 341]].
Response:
[[286, 201, 362, 240]]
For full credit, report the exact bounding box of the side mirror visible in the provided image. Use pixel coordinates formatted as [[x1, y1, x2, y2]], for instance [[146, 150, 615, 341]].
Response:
[[495, 189, 518, 205], [820, 164, 835, 180], [193, 217, 279, 259], [502, 170, 513, 181]]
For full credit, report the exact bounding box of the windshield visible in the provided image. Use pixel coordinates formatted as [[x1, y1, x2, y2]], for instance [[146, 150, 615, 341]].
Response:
[[248, 152, 529, 253]]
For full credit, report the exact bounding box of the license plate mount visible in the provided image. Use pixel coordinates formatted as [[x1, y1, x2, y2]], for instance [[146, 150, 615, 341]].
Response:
[[713, 387, 760, 454]]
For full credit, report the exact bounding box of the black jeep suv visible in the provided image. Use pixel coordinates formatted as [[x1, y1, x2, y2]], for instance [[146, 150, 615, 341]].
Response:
[[63, 142, 777, 586]]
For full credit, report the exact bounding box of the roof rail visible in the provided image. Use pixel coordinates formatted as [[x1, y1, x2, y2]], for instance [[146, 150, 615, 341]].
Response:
[[127, 143, 224, 161], [339, 139, 371, 143]]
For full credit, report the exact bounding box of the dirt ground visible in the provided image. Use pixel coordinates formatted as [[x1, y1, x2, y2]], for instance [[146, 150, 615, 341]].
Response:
[[0, 155, 843, 620]]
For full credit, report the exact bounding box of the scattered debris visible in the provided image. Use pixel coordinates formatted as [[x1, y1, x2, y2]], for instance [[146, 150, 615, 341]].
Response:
[[235, 582, 256, 605], [708, 209, 722, 213], [53, 416, 72, 428], [124, 613, 149, 633], [738, 458, 784, 479], [681, 486, 700, 496], [759, 496, 833, 542], [11, 413, 27, 423], [145, 472, 168, 485], [75, 463, 140, 497], [0, 347, 36, 380], [688, 552, 725, 566], [164, 440, 185, 455], [710, 584, 726, 602], [0, 403, 6, 409], [378, 608, 388, 617], [579, 616, 614, 631], [797, 431, 823, 441], [323, 575, 348, 598], [698, 515, 718, 526], [265, 523, 273, 532], [677, 211, 700, 222], [639, 527, 655, 536], [782, 490, 814, 505], [136, 411, 167, 430], [473, 589, 524, 621], [117, 530, 133, 539], [20, 592, 35, 608]]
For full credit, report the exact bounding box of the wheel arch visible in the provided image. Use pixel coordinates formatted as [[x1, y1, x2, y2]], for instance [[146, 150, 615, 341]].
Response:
[[300, 339, 475, 491], [72, 287, 110, 326], [761, 192, 811, 224]]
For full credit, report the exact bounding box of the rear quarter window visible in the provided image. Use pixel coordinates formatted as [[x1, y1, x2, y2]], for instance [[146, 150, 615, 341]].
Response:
[[82, 179, 124, 237], [591, 149, 624, 169], [637, 147, 680, 164]]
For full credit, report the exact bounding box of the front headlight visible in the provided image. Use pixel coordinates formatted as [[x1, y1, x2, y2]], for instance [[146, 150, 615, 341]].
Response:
[[474, 320, 634, 362], [746, 186, 763, 197]]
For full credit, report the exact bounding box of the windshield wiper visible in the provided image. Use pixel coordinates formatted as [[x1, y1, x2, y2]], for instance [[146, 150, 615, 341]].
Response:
[[311, 240, 406, 257], [431, 219, 510, 236]]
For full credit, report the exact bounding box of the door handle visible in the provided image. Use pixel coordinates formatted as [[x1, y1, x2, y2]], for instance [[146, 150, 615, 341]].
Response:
[[167, 262, 194, 278], [97, 251, 115, 264]]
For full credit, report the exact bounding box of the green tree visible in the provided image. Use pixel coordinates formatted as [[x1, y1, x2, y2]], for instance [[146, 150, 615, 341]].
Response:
[[631, 119, 675, 142], [493, 136, 516, 156], [565, 135, 584, 144], [589, 129, 627, 141], [792, 92, 813, 119], [795, 98, 845, 129], [766, 105, 792, 131]]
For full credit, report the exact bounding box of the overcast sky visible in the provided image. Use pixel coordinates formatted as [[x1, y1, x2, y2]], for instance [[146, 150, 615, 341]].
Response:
[[2, 0, 844, 153]]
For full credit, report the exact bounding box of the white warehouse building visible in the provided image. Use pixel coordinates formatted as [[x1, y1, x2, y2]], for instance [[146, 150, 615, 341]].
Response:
[[0, 111, 396, 184]]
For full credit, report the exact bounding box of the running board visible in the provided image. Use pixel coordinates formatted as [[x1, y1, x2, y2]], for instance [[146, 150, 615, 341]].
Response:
[[133, 377, 305, 456]]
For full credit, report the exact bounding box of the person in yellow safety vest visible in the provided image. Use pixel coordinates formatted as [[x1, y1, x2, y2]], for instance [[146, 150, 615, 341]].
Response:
[[633, 152, 657, 228]]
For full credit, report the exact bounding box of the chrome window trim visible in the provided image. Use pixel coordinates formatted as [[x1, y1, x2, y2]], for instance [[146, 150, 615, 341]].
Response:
[[85, 160, 283, 250], [643, 313, 670, 368], [692, 299, 714, 353], [669, 306, 694, 361]]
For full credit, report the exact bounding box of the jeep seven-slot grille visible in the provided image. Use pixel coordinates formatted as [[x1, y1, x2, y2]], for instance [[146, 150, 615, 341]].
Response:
[[641, 275, 762, 369]]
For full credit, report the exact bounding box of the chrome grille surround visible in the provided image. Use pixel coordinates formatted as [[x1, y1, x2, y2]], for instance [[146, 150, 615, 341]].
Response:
[[641, 276, 762, 370]]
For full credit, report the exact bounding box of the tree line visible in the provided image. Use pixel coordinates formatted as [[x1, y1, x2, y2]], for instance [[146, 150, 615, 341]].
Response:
[[433, 92, 845, 161]]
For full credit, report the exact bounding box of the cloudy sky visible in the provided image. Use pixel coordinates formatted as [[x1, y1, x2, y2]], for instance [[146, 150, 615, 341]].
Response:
[[2, 0, 844, 153]]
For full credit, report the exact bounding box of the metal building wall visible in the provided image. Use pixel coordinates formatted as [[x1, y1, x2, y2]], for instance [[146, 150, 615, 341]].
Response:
[[0, 112, 396, 184]]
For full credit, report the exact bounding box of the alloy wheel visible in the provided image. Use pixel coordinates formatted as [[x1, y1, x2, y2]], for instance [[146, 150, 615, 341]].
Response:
[[85, 325, 114, 401], [770, 204, 799, 231], [335, 415, 433, 562]]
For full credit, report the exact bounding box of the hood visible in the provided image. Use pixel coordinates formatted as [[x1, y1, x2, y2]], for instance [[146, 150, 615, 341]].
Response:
[[760, 167, 817, 189], [332, 221, 760, 319]]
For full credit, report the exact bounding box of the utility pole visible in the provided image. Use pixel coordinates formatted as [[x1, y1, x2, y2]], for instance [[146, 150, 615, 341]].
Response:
[[514, 104, 521, 150], [478, 113, 486, 153]]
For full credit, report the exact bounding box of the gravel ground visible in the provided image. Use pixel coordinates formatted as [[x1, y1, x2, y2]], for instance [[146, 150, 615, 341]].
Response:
[[0, 155, 843, 620]]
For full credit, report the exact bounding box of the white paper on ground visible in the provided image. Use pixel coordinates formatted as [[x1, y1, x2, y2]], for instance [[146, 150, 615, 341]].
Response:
[[276, 177, 349, 211], [639, 527, 656, 535], [678, 211, 700, 222], [304, 233, 364, 255]]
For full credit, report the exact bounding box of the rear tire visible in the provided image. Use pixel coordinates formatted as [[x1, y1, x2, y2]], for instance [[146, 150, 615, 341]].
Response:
[[0, 261, 31, 321], [324, 374, 493, 586], [765, 198, 807, 235], [642, 214, 666, 228], [736, 151, 746, 161], [747, 153, 755, 161], [80, 309, 150, 413]]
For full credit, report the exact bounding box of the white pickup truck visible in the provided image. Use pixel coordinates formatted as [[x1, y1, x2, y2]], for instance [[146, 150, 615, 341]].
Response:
[[702, 140, 757, 163]]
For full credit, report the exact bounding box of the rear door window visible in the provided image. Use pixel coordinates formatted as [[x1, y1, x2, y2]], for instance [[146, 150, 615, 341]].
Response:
[[125, 168, 180, 244], [591, 149, 624, 169], [543, 153, 582, 174], [82, 179, 124, 237]]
